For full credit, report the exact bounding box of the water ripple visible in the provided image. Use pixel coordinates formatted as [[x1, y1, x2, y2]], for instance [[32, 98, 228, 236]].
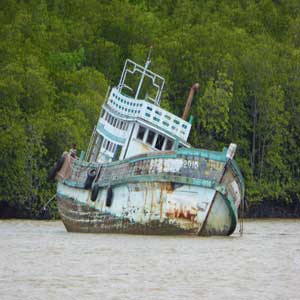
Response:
[[0, 219, 299, 300]]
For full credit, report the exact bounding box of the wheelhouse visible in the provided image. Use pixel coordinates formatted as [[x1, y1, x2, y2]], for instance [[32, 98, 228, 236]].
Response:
[[87, 58, 192, 163]]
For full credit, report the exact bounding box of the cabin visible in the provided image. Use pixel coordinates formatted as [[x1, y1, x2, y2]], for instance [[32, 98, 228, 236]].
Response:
[[86, 58, 194, 163]]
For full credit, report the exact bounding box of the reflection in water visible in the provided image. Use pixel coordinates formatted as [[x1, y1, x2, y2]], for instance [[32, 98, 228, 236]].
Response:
[[0, 219, 299, 300]]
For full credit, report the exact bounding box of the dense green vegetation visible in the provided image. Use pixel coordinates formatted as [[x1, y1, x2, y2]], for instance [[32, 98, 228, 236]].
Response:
[[1, 0, 300, 217]]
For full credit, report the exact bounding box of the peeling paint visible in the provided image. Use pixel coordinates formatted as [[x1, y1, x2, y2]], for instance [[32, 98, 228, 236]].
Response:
[[57, 146, 244, 236], [56, 58, 244, 236]]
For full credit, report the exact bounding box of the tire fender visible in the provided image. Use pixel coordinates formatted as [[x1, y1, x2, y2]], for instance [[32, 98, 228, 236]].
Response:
[[84, 169, 97, 190], [48, 156, 65, 182], [91, 184, 100, 202]]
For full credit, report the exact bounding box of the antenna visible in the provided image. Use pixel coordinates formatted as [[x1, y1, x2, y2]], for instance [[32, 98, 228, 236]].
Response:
[[146, 45, 153, 63], [134, 46, 153, 100]]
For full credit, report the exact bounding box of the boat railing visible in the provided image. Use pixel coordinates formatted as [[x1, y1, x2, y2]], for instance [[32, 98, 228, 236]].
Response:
[[108, 87, 191, 141], [117, 59, 165, 105], [97, 154, 224, 187], [69, 160, 98, 183], [68, 148, 228, 188]]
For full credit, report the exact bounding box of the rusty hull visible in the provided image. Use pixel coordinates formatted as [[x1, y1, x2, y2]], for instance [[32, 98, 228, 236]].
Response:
[[56, 148, 244, 236], [57, 181, 236, 236], [57, 195, 197, 235]]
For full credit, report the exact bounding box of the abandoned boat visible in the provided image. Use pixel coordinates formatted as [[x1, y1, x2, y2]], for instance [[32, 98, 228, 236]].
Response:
[[54, 55, 244, 236]]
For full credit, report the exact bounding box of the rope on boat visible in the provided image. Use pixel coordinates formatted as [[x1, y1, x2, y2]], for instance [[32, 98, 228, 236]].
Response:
[[42, 194, 56, 211]]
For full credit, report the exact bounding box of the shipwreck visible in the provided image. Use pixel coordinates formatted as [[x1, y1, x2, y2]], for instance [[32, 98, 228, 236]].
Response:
[[52, 53, 244, 236]]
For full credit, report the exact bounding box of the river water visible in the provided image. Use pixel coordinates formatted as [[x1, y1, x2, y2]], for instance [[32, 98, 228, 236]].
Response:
[[0, 219, 299, 300]]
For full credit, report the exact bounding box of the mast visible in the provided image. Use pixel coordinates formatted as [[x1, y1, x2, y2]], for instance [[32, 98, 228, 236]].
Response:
[[134, 46, 153, 100]]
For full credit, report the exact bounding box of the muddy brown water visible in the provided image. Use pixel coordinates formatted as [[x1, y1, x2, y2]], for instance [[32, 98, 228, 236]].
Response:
[[0, 219, 299, 300]]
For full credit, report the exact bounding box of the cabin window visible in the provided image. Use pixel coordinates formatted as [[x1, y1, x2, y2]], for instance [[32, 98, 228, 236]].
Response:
[[102, 139, 118, 153], [165, 139, 173, 150], [110, 143, 115, 152], [137, 126, 146, 141], [114, 145, 122, 161], [102, 139, 107, 149], [146, 130, 155, 145], [155, 134, 165, 150]]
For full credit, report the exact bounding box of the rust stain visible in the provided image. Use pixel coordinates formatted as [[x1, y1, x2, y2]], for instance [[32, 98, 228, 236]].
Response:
[[165, 182, 175, 193], [141, 143, 152, 152], [150, 184, 154, 220], [142, 183, 148, 221], [159, 183, 164, 221], [166, 205, 197, 222]]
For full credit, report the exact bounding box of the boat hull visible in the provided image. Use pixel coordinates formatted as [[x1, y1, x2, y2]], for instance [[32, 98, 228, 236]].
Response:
[[56, 148, 244, 236], [57, 182, 237, 236]]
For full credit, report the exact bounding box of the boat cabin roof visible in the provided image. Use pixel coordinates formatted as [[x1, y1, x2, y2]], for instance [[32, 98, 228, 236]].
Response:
[[104, 87, 191, 141]]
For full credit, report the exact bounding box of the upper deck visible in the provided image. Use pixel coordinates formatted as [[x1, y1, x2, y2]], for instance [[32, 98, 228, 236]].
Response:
[[87, 54, 194, 163], [106, 87, 191, 141]]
